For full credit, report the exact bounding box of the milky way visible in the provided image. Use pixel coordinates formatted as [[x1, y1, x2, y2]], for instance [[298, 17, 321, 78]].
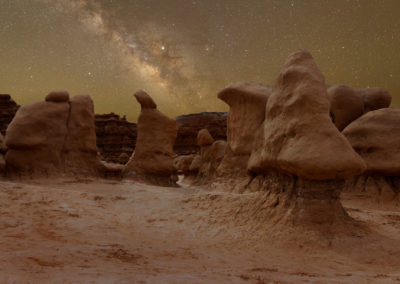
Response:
[[0, 0, 399, 120]]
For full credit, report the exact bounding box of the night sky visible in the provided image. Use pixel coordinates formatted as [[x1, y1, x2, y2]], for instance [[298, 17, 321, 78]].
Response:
[[1, 0, 399, 121]]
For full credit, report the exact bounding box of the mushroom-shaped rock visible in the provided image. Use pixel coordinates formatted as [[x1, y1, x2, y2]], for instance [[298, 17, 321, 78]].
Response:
[[45, 90, 70, 103], [123, 91, 177, 186], [244, 51, 366, 233], [197, 129, 214, 147], [356, 87, 391, 113], [134, 90, 157, 109], [248, 50, 366, 180], [218, 82, 272, 155], [217, 82, 272, 178], [327, 84, 364, 131], [343, 108, 400, 176]]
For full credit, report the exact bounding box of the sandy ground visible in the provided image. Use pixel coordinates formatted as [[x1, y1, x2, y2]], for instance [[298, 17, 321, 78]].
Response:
[[0, 178, 400, 283]]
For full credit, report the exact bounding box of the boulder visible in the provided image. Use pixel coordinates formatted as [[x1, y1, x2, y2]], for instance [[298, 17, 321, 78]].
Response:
[[45, 90, 70, 103], [248, 50, 366, 180], [356, 87, 391, 113], [123, 91, 177, 186], [327, 84, 364, 131]]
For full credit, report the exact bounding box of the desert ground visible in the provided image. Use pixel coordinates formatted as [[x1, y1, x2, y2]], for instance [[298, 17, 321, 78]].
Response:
[[0, 178, 399, 284]]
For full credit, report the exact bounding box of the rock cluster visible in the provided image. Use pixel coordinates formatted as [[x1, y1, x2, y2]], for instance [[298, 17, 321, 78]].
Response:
[[343, 108, 400, 203], [0, 94, 19, 136], [122, 91, 178, 186], [328, 85, 391, 131], [174, 112, 227, 155], [5, 91, 105, 177], [95, 113, 137, 164], [183, 50, 371, 232]]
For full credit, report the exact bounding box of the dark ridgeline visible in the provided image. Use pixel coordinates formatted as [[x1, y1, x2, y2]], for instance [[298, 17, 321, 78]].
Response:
[[94, 113, 137, 164], [174, 112, 227, 155], [0, 94, 19, 136]]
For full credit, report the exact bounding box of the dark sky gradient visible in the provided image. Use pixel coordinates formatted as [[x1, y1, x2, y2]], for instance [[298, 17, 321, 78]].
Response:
[[1, 0, 399, 121]]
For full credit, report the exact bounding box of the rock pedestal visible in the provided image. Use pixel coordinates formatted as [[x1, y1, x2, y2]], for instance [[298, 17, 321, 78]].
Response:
[[123, 91, 178, 186]]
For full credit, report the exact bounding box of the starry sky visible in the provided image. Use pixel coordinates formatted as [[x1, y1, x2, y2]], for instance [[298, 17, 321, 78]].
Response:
[[0, 0, 399, 121]]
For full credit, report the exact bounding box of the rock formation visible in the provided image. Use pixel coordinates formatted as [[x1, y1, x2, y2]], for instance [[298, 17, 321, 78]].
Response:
[[245, 50, 366, 230], [216, 82, 272, 179], [0, 94, 19, 136], [192, 129, 226, 185], [173, 154, 198, 183], [174, 112, 227, 155], [343, 108, 400, 203], [356, 87, 391, 113], [123, 91, 177, 186], [327, 85, 364, 131], [95, 113, 137, 163], [5, 91, 105, 177], [327, 85, 392, 131]]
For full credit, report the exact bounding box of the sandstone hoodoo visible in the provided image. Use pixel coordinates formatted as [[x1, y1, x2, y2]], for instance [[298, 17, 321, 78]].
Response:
[[343, 108, 400, 203], [95, 113, 137, 163], [327, 84, 364, 131], [216, 82, 272, 180], [174, 112, 227, 155], [5, 91, 105, 177], [191, 129, 226, 185], [245, 50, 366, 231], [122, 91, 178, 186], [0, 94, 19, 136]]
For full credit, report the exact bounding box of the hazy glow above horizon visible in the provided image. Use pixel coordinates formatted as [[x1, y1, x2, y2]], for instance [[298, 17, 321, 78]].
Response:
[[0, 0, 399, 121]]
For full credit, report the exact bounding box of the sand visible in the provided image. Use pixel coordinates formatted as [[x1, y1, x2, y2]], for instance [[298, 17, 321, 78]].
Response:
[[0, 178, 400, 283]]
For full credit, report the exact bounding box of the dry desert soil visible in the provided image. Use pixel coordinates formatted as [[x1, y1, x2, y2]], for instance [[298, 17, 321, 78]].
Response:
[[0, 178, 400, 283]]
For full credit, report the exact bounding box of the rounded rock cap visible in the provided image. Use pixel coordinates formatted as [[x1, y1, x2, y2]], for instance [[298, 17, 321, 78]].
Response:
[[45, 90, 70, 103], [134, 90, 157, 109], [197, 129, 214, 147]]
